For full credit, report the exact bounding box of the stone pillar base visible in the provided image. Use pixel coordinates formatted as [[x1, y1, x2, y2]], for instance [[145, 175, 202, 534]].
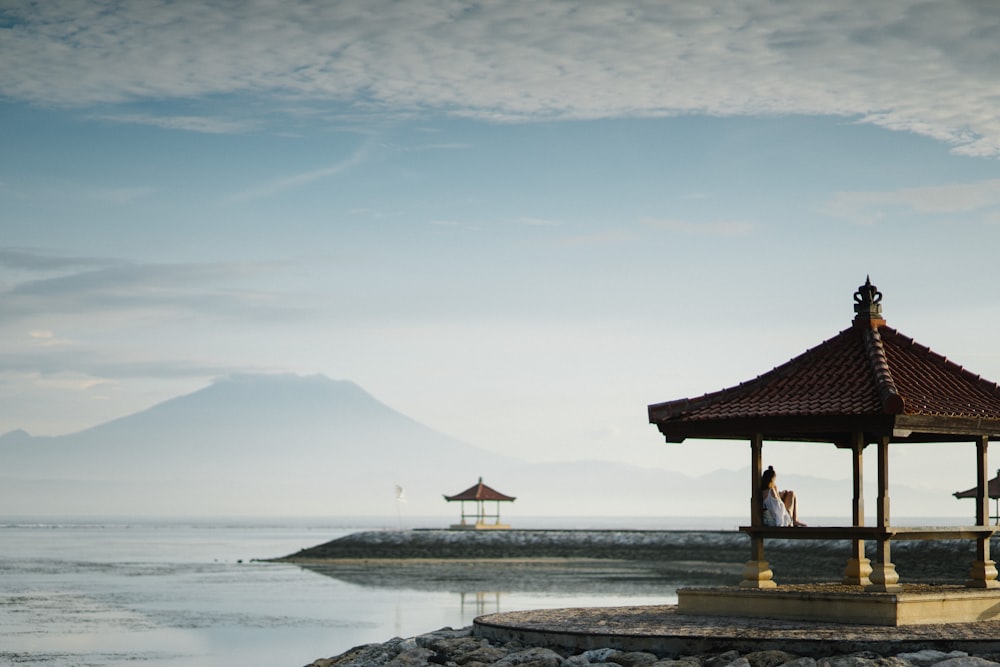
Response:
[[739, 560, 777, 588], [843, 557, 872, 587], [967, 560, 1000, 588], [867, 561, 902, 593]]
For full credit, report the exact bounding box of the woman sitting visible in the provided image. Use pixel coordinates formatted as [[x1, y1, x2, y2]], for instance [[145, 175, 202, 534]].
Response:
[[761, 465, 806, 527]]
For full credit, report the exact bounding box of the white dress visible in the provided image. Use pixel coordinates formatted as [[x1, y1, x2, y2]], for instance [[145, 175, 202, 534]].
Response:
[[763, 488, 793, 527]]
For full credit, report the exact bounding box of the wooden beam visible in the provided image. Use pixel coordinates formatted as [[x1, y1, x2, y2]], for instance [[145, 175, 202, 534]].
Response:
[[751, 433, 763, 528], [844, 432, 871, 586], [852, 433, 865, 527], [868, 436, 901, 592], [968, 435, 1000, 588], [978, 436, 989, 527], [740, 433, 775, 588]]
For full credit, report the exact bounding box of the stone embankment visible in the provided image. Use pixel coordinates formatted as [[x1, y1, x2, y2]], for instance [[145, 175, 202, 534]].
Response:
[[280, 529, 992, 584], [305, 625, 1000, 667]]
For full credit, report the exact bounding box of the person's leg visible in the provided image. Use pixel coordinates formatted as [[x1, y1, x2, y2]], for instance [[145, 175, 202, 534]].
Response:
[[781, 490, 805, 526]]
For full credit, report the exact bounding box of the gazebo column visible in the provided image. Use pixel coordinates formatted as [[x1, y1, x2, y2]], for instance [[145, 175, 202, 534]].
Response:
[[867, 435, 902, 592], [740, 433, 776, 588], [843, 433, 872, 586], [967, 435, 999, 588]]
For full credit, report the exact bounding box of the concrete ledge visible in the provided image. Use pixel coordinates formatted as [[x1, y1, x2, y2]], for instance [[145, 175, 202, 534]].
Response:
[[679, 584, 1000, 626], [473, 604, 1000, 657]]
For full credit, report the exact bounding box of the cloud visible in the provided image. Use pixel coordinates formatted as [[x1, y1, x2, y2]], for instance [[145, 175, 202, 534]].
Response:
[[0, 248, 124, 273], [2, 2, 999, 155], [224, 144, 370, 202], [0, 250, 310, 323], [641, 217, 755, 237], [0, 353, 256, 384], [824, 178, 1000, 225], [95, 113, 258, 135], [27, 329, 74, 347]]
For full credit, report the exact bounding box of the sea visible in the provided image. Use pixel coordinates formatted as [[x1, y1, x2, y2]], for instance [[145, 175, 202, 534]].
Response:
[[0, 516, 718, 667], [1, 514, 976, 667]]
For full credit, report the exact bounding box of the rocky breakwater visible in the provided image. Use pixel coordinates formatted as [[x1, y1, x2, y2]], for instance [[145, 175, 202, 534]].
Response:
[[305, 625, 1000, 667], [279, 529, 992, 585]]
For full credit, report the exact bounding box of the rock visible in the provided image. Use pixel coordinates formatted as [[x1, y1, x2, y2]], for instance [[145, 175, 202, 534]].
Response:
[[320, 641, 403, 667], [650, 660, 703, 667], [614, 652, 660, 667], [493, 647, 566, 667], [308, 626, 1000, 667], [457, 646, 511, 665], [703, 652, 742, 667], [896, 651, 968, 667], [745, 652, 798, 667], [584, 650, 624, 664], [422, 637, 489, 662], [818, 654, 910, 667], [386, 648, 436, 667], [934, 659, 1000, 667], [780, 659, 817, 667]]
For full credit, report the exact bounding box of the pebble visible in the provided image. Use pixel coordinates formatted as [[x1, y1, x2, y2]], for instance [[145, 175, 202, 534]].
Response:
[[303, 628, 1000, 667]]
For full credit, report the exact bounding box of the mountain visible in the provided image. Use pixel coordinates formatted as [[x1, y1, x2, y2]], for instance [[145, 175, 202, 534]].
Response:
[[0, 374, 518, 517], [0, 373, 969, 520]]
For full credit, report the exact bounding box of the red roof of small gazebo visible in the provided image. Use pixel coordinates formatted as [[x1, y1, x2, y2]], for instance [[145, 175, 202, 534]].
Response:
[[444, 477, 516, 502], [648, 278, 1000, 445]]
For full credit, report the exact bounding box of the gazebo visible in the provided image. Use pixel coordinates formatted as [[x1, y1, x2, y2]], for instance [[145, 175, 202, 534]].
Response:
[[444, 477, 516, 530], [955, 470, 1000, 525], [647, 278, 1000, 625]]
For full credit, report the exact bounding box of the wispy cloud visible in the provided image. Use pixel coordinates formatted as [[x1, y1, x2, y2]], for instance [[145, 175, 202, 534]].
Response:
[[2, 2, 999, 155], [27, 329, 74, 347], [224, 144, 370, 203], [0, 250, 310, 323], [824, 178, 1000, 225], [95, 113, 258, 135], [0, 249, 124, 273], [641, 217, 755, 237]]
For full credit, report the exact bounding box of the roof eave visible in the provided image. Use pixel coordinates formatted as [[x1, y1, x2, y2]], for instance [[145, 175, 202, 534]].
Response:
[[653, 413, 1000, 444], [653, 414, 897, 444]]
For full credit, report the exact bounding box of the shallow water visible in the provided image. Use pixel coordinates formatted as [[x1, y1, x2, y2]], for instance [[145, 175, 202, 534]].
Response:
[[0, 518, 681, 667]]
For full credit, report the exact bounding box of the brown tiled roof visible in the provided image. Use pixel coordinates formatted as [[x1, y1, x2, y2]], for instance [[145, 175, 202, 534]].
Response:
[[954, 473, 1000, 499], [444, 477, 516, 502], [648, 282, 1000, 442]]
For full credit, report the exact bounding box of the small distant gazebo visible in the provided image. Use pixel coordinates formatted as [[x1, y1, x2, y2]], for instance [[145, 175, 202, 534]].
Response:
[[955, 470, 1000, 524], [647, 278, 1000, 625], [444, 477, 516, 530]]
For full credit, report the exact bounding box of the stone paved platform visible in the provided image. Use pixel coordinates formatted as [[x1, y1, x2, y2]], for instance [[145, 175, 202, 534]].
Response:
[[473, 605, 1000, 658]]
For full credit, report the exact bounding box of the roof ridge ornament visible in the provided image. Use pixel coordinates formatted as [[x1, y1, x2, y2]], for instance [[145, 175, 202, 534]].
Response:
[[853, 276, 885, 326]]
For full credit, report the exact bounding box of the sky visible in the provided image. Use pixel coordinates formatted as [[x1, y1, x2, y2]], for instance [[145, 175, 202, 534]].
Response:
[[4, 1, 1000, 500]]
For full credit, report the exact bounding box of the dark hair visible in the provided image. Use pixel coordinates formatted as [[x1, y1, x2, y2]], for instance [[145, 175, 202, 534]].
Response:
[[761, 465, 776, 490]]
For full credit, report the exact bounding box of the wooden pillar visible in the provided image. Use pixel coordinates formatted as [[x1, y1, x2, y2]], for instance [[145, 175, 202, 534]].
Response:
[[968, 435, 999, 588], [741, 433, 776, 588], [867, 435, 901, 592], [843, 432, 872, 586]]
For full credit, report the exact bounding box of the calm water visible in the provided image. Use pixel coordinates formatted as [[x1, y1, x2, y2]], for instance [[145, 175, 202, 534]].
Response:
[[0, 517, 689, 667]]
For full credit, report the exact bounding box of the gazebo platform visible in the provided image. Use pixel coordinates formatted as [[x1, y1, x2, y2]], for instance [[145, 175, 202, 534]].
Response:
[[449, 521, 511, 530], [678, 583, 1000, 626], [473, 603, 1000, 657]]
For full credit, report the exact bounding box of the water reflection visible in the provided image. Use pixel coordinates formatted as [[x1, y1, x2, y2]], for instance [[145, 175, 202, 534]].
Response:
[[460, 591, 501, 618], [296, 558, 733, 596]]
